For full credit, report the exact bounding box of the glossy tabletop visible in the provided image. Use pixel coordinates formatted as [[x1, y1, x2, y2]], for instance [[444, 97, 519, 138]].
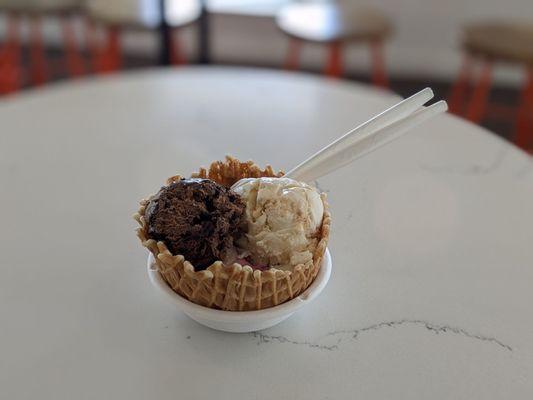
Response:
[[0, 67, 532, 399]]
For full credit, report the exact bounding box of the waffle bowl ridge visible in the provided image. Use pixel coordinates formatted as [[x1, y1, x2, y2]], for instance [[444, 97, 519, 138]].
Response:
[[134, 156, 331, 311]]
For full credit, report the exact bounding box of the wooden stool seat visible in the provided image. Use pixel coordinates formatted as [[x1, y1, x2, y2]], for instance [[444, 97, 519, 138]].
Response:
[[449, 20, 533, 152], [464, 22, 533, 65], [0, 0, 81, 14], [86, 0, 201, 31], [0, 1, 31, 13], [277, 3, 391, 44], [276, 1, 391, 86]]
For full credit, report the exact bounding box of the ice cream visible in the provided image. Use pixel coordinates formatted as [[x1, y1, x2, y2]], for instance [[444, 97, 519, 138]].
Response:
[[231, 177, 324, 270], [144, 178, 245, 270], [135, 157, 331, 311]]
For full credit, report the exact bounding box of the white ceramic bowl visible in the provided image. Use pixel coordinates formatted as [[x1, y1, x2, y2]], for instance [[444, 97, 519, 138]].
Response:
[[147, 249, 332, 333]]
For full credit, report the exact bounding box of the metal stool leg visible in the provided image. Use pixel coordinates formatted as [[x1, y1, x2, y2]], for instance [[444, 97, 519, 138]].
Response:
[[87, 20, 103, 73], [108, 27, 121, 71], [448, 55, 473, 116], [325, 41, 343, 78], [62, 16, 85, 77], [465, 62, 493, 123], [29, 15, 49, 85], [0, 64, 17, 94], [370, 40, 388, 87], [515, 68, 533, 151], [98, 26, 121, 73], [170, 29, 186, 65], [284, 38, 301, 71], [0, 13, 22, 94]]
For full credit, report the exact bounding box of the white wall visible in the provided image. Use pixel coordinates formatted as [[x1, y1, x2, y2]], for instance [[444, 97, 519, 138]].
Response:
[[207, 0, 533, 85], [368, 0, 533, 84], [2, 0, 532, 85]]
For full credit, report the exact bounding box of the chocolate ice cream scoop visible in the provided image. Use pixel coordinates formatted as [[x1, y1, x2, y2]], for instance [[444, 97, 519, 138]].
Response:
[[145, 178, 245, 270]]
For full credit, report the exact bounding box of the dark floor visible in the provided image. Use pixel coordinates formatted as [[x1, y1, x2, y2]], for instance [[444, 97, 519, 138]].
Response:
[[4, 48, 521, 142]]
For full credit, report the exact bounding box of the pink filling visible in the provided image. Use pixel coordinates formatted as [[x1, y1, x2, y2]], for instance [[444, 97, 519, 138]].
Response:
[[235, 258, 269, 271]]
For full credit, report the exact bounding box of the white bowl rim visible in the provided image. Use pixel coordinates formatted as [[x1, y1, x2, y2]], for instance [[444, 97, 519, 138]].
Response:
[[147, 248, 332, 322]]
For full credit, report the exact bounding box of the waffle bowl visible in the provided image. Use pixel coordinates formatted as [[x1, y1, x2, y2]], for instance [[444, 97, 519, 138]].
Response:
[[147, 248, 332, 332], [134, 156, 331, 313]]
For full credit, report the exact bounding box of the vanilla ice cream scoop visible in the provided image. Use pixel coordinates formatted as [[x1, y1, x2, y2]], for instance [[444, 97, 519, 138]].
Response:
[[231, 177, 324, 270]]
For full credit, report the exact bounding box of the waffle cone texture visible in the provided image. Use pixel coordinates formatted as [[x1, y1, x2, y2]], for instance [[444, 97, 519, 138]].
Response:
[[134, 157, 331, 311]]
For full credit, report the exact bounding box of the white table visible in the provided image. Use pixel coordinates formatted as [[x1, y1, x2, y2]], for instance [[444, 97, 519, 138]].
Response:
[[1, 67, 532, 399]]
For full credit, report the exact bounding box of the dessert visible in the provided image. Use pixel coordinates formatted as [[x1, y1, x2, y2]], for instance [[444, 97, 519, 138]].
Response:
[[232, 177, 324, 271], [135, 157, 331, 311], [144, 178, 245, 270]]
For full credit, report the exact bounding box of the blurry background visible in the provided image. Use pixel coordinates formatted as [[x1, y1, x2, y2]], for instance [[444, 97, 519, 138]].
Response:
[[1, 0, 532, 149]]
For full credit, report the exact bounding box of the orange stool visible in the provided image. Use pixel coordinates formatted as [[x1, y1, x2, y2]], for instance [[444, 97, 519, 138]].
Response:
[[448, 22, 533, 152], [0, 0, 85, 92], [276, 2, 392, 86], [0, 2, 26, 93], [85, 0, 201, 74]]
